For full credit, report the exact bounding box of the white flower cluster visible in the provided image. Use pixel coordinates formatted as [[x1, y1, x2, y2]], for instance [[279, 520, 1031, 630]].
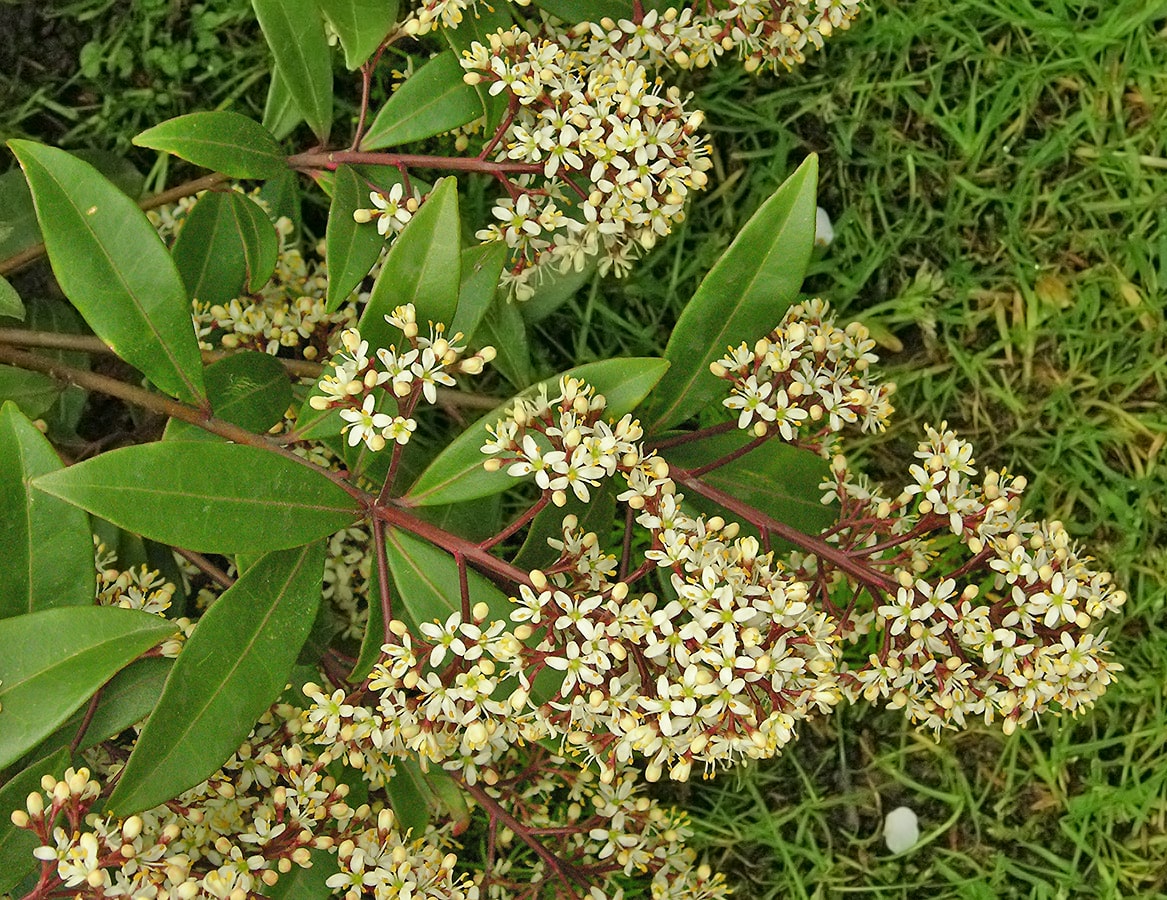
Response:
[[711, 298, 894, 444], [326, 809, 478, 900], [820, 425, 1126, 736], [298, 376, 837, 797], [10, 706, 478, 900], [459, 26, 713, 299], [470, 748, 729, 899], [308, 303, 496, 451], [577, 0, 862, 73]]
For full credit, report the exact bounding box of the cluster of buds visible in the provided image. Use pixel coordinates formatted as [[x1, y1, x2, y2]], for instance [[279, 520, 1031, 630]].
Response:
[[10, 709, 355, 899], [712, 298, 894, 445], [309, 303, 496, 451], [459, 26, 712, 298], [816, 425, 1125, 736], [94, 540, 191, 658], [299, 377, 838, 796], [572, 1, 861, 73]]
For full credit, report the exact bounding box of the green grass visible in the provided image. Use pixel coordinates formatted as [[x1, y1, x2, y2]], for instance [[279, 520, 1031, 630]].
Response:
[[611, 0, 1167, 896], [4, 0, 1167, 895]]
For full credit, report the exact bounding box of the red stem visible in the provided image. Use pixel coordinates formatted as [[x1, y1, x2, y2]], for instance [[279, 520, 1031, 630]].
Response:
[[479, 494, 549, 551], [669, 464, 898, 594], [289, 150, 542, 177]]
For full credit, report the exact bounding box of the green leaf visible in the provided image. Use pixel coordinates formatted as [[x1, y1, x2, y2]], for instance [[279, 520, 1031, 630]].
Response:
[[29, 656, 174, 759], [265, 848, 340, 899], [325, 165, 385, 311], [531, 0, 629, 23], [386, 527, 513, 625], [440, 4, 513, 134], [258, 169, 303, 240], [663, 433, 836, 542], [0, 153, 143, 262], [358, 177, 461, 352], [362, 52, 482, 150], [262, 67, 304, 142], [0, 366, 59, 419], [319, 0, 400, 69], [231, 191, 281, 291], [513, 482, 616, 571], [0, 402, 95, 619], [0, 168, 41, 261], [0, 607, 176, 770], [520, 261, 595, 324], [171, 191, 277, 306], [406, 357, 669, 506], [476, 294, 532, 389], [647, 155, 819, 432], [109, 542, 325, 814], [0, 274, 23, 321], [252, 0, 334, 142], [8, 141, 207, 406], [33, 443, 360, 554], [450, 241, 507, 344], [0, 748, 71, 894], [385, 755, 437, 836], [163, 352, 292, 442], [134, 112, 287, 179]]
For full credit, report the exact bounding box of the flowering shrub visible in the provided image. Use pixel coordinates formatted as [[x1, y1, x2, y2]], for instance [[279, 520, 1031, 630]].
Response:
[[0, 1, 1123, 899]]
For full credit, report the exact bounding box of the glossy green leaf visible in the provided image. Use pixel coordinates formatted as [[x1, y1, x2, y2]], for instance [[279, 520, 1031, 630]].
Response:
[[0, 748, 71, 893], [0, 607, 176, 769], [172, 191, 277, 306], [0, 153, 142, 262], [0, 274, 23, 320], [440, 4, 513, 134], [476, 294, 532, 389], [385, 755, 436, 836], [0, 366, 59, 419], [406, 357, 669, 506], [109, 542, 325, 814], [647, 155, 819, 432], [386, 527, 513, 625], [532, 0, 629, 21], [232, 191, 281, 291], [0, 402, 95, 619], [319, 0, 400, 69], [663, 432, 836, 541], [0, 168, 41, 261], [33, 443, 360, 554], [252, 0, 334, 142], [262, 67, 304, 142], [358, 177, 461, 353], [450, 241, 507, 344], [163, 352, 292, 442], [520, 261, 595, 324], [362, 52, 482, 150], [258, 168, 303, 240], [8, 141, 207, 406], [28, 656, 173, 759], [265, 848, 340, 899], [325, 165, 386, 311], [513, 482, 616, 571], [134, 112, 287, 179]]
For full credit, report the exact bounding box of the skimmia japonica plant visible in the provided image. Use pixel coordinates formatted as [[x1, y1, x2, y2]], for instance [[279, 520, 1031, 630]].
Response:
[[0, 1, 1124, 898]]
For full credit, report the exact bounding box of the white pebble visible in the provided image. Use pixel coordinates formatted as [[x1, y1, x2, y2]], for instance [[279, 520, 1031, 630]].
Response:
[[883, 805, 919, 853]]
